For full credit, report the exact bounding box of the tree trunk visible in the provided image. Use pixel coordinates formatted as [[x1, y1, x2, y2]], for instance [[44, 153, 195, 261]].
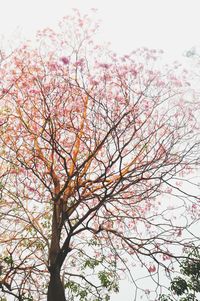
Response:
[[47, 267, 66, 301], [47, 202, 66, 300]]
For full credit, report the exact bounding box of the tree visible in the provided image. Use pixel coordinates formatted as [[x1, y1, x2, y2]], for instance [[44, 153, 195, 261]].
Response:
[[159, 247, 200, 301], [0, 10, 200, 301]]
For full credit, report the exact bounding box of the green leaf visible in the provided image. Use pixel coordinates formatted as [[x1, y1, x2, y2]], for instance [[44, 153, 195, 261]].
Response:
[[3, 256, 13, 265], [171, 277, 188, 295]]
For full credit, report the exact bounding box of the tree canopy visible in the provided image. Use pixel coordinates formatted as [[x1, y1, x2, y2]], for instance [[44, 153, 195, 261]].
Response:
[[0, 10, 200, 301]]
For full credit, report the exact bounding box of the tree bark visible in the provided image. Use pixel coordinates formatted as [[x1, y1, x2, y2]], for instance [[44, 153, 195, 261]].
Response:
[[47, 202, 66, 300], [47, 267, 66, 301]]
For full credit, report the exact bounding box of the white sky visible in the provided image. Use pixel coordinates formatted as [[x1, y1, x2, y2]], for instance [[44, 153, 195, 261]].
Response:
[[0, 0, 200, 60], [0, 0, 199, 300]]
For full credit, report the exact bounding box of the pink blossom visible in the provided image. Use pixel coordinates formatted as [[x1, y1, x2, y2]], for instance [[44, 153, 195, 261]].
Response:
[[2, 88, 8, 94], [99, 63, 110, 69], [192, 203, 197, 210], [49, 63, 58, 71], [29, 89, 39, 94], [0, 118, 6, 125], [78, 19, 84, 27], [74, 58, 84, 67], [89, 77, 98, 85], [176, 228, 182, 237], [131, 68, 137, 77], [60, 56, 69, 65], [162, 254, 171, 261], [148, 264, 156, 273], [28, 186, 35, 192]]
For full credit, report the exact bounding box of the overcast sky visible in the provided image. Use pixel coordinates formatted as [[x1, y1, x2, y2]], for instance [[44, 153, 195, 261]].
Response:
[[0, 0, 200, 60], [0, 1, 199, 300]]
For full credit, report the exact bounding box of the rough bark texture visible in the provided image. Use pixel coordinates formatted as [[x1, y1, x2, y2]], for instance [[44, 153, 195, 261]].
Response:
[[49, 202, 62, 265], [47, 202, 66, 301], [47, 268, 66, 301]]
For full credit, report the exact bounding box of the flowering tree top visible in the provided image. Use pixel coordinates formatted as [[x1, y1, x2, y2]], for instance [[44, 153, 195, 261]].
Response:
[[0, 10, 199, 301]]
